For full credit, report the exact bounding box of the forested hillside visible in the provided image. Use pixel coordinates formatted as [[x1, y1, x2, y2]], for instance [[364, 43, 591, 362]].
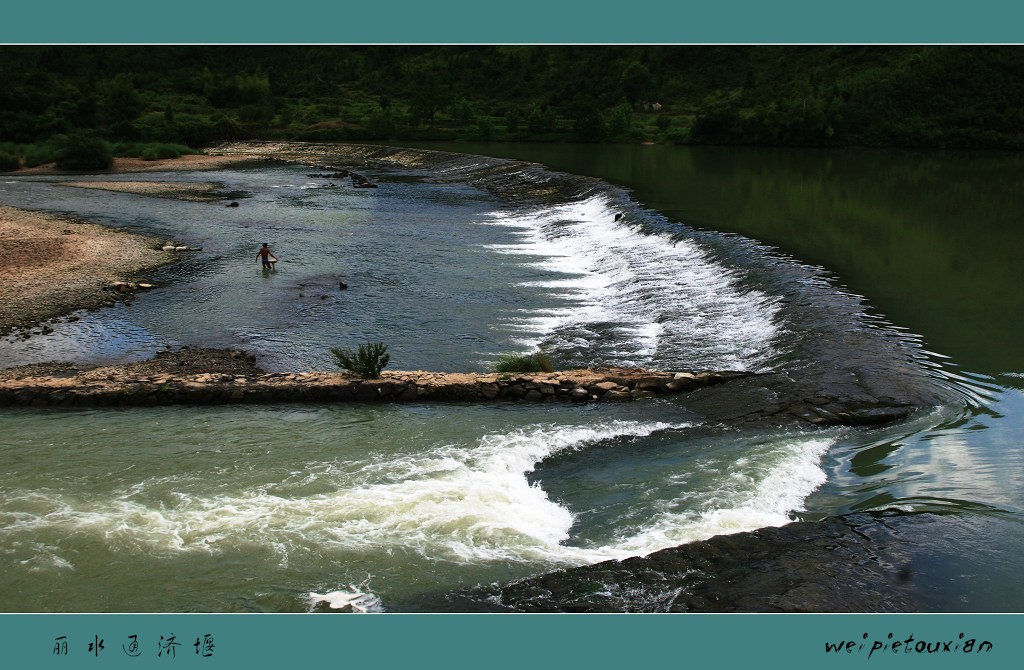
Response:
[[1, 45, 1021, 169]]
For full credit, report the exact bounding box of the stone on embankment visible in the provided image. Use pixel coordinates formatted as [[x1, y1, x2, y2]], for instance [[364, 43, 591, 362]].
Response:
[[635, 379, 667, 393], [590, 381, 621, 394], [396, 385, 420, 401], [505, 384, 526, 398], [666, 379, 699, 392], [354, 382, 380, 401]]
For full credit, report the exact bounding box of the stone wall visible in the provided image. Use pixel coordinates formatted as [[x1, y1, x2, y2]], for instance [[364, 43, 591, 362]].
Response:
[[0, 367, 751, 409]]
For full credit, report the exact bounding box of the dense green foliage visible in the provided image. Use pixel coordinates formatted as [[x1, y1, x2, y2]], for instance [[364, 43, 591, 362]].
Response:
[[492, 352, 555, 374], [138, 142, 198, 161], [0, 150, 18, 171], [330, 342, 391, 379], [53, 132, 113, 170], [0, 45, 1021, 156]]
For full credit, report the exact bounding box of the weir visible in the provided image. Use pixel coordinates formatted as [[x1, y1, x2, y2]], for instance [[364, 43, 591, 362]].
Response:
[[0, 349, 748, 408], [0, 348, 919, 428]]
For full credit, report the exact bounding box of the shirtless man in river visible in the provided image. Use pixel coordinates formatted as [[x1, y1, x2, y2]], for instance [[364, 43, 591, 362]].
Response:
[[256, 243, 278, 269]]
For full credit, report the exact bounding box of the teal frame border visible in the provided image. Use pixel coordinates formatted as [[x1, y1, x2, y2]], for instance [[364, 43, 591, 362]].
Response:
[[2, 0, 1022, 667], [1, 0, 1023, 43], [2, 613, 1018, 667], [3, 613, 1019, 667]]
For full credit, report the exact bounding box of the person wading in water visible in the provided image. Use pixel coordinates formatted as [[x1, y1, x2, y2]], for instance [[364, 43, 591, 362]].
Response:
[[256, 243, 278, 270]]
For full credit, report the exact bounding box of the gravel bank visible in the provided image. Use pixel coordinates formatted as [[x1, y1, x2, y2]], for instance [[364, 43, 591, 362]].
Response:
[[0, 205, 177, 337]]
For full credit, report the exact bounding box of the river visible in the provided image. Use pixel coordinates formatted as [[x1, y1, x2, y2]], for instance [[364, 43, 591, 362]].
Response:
[[0, 142, 1021, 612]]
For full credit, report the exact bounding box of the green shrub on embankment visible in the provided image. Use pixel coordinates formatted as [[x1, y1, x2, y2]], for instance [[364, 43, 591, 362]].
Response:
[[330, 342, 391, 379], [491, 352, 556, 374], [53, 133, 113, 170]]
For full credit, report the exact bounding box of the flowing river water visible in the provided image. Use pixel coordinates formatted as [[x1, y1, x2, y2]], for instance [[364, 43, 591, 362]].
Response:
[[0, 142, 1021, 612]]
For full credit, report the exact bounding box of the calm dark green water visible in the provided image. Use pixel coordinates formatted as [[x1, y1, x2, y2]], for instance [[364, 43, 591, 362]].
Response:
[[1, 143, 1022, 612]]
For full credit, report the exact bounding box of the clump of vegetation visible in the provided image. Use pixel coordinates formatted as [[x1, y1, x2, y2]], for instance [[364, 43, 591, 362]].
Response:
[[330, 342, 391, 378], [21, 142, 58, 167], [140, 143, 196, 161], [53, 133, 113, 170], [491, 351, 555, 374], [0, 150, 19, 172]]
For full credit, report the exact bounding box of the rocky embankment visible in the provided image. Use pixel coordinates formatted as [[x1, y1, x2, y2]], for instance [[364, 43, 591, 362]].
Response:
[[443, 510, 946, 613], [0, 347, 750, 409], [0, 348, 925, 429]]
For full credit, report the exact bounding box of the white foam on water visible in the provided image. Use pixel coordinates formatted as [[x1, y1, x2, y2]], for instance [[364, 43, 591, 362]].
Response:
[[0, 424, 834, 572], [0, 540, 76, 573], [307, 589, 382, 613], [592, 434, 835, 560], [480, 195, 781, 370], [0, 421, 690, 565], [308, 579, 383, 613]]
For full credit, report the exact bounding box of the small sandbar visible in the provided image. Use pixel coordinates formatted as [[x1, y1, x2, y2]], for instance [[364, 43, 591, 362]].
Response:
[[7, 153, 253, 176], [58, 180, 227, 202]]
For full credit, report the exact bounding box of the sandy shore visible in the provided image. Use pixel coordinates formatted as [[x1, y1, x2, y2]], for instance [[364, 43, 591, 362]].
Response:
[[0, 153, 258, 337], [0, 205, 179, 337]]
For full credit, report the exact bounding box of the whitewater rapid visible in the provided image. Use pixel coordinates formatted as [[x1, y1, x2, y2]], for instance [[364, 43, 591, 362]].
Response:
[[481, 194, 782, 371], [0, 418, 836, 573]]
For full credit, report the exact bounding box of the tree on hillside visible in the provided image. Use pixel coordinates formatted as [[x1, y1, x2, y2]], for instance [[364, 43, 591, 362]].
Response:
[[97, 73, 143, 126], [620, 61, 653, 109], [54, 132, 113, 170], [404, 58, 451, 128]]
